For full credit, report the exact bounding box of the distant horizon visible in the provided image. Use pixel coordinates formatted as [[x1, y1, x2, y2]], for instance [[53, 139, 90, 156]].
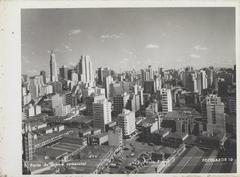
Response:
[[21, 8, 235, 76], [22, 58, 235, 78]]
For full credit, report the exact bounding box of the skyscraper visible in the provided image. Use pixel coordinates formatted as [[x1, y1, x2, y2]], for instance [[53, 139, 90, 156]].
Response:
[[117, 109, 136, 138], [93, 98, 112, 132], [78, 55, 94, 84], [97, 67, 103, 85], [59, 65, 69, 80], [40, 70, 46, 84], [22, 132, 33, 161], [201, 94, 225, 135], [206, 67, 214, 88], [200, 70, 208, 90], [182, 70, 194, 91], [113, 93, 130, 116], [143, 80, 156, 94], [50, 50, 58, 82], [148, 65, 154, 80], [161, 88, 172, 114], [29, 75, 44, 98], [103, 75, 113, 99]]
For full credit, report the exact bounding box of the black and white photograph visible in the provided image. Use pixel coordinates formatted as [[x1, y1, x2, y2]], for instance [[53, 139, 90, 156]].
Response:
[[18, 4, 237, 175]]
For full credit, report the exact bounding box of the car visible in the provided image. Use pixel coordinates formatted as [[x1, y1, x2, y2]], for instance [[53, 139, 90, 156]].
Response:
[[123, 147, 129, 150], [130, 153, 135, 157]]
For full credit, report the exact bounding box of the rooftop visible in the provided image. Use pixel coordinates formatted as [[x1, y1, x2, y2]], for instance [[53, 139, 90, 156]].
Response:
[[36, 147, 67, 160], [33, 128, 73, 145], [79, 145, 115, 160], [93, 132, 108, 138], [138, 118, 156, 128], [70, 115, 93, 124], [155, 127, 172, 135], [199, 131, 225, 140], [23, 113, 48, 124], [164, 132, 187, 140], [164, 109, 199, 120]]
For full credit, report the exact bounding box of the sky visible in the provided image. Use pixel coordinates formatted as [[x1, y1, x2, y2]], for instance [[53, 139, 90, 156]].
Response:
[[21, 7, 235, 76]]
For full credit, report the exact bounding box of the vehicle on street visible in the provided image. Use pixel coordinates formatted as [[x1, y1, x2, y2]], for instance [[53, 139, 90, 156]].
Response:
[[130, 153, 135, 157]]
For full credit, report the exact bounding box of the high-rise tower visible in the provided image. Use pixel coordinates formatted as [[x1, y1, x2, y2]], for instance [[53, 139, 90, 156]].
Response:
[[50, 50, 58, 82], [78, 56, 94, 84], [93, 98, 112, 132], [161, 88, 172, 114]]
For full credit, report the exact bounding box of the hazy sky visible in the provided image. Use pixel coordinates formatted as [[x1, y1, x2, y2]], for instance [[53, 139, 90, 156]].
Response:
[[21, 8, 235, 76]]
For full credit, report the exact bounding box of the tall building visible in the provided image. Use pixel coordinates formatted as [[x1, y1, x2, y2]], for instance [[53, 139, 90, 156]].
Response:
[[154, 76, 162, 91], [102, 67, 111, 79], [206, 67, 214, 88], [200, 70, 208, 90], [71, 72, 78, 85], [143, 80, 156, 94], [126, 94, 140, 113], [22, 87, 32, 106], [22, 132, 33, 161], [50, 81, 63, 94], [29, 75, 45, 98], [51, 93, 71, 116], [110, 82, 124, 97], [138, 87, 144, 106], [93, 98, 112, 132], [50, 50, 58, 82], [227, 96, 236, 114], [218, 80, 228, 97], [78, 55, 94, 84], [201, 94, 225, 134], [196, 72, 203, 94], [103, 75, 113, 99], [148, 65, 154, 80], [141, 66, 154, 81], [145, 101, 159, 119], [233, 65, 236, 84], [117, 109, 136, 138], [40, 70, 46, 84], [182, 71, 194, 91], [161, 88, 172, 114], [85, 94, 105, 116], [97, 67, 103, 85], [113, 93, 129, 116], [59, 65, 69, 80]]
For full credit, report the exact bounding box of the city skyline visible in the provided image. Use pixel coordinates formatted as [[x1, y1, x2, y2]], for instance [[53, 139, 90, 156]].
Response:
[[22, 7, 235, 76]]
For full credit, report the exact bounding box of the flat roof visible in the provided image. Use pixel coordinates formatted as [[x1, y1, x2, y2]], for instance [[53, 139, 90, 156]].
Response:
[[79, 145, 115, 160], [33, 128, 72, 145], [70, 115, 93, 124], [36, 147, 67, 159], [164, 109, 200, 120], [156, 127, 172, 135], [105, 121, 116, 126], [93, 132, 108, 138], [23, 113, 48, 124], [199, 132, 224, 140]]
